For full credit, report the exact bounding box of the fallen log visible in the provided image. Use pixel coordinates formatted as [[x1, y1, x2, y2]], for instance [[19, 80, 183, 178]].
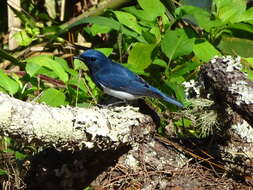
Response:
[[0, 92, 154, 151]]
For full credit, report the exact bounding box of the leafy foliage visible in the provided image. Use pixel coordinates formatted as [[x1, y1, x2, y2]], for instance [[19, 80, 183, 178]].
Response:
[[0, 0, 253, 138]]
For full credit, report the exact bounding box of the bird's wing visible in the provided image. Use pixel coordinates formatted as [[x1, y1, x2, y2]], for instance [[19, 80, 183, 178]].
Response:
[[94, 63, 156, 96]]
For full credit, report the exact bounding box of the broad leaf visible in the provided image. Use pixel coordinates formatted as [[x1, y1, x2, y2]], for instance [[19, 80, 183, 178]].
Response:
[[38, 88, 66, 106], [175, 6, 223, 32], [138, 0, 166, 19], [0, 70, 19, 95], [214, 0, 246, 23], [161, 28, 195, 60], [218, 37, 253, 57], [193, 40, 221, 62], [171, 61, 201, 77], [114, 11, 142, 34], [127, 43, 155, 70], [26, 55, 68, 82]]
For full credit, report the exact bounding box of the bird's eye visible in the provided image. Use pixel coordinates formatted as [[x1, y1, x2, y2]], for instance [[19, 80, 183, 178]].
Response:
[[89, 57, 96, 61]]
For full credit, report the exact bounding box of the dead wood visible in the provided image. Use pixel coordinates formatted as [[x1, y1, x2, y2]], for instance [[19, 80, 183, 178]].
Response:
[[0, 92, 155, 151], [199, 56, 253, 126]]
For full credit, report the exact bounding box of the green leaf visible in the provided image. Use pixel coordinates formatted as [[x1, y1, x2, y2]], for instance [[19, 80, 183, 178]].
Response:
[[14, 30, 34, 46], [142, 31, 157, 44], [218, 37, 253, 57], [214, 0, 246, 23], [0, 69, 19, 95], [26, 55, 69, 82], [122, 6, 154, 21], [243, 58, 253, 81], [166, 77, 185, 101], [153, 59, 167, 68], [193, 40, 221, 62], [38, 88, 66, 107], [138, 0, 166, 19], [60, 16, 138, 39], [95, 48, 113, 57], [229, 23, 253, 34], [85, 24, 111, 36], [26, 62, 41, 77], [181, 0, 212, 11], [15, 151, 27, 160], [0, 169, 7, 176], [114, 11, 142, 34], [171, 61, 201, 77], [68, 16, 121, 31], [161, 29, 195, 60], [127, 42, 155, 70], [175, 6, 223, 32], [123, 64, 150, 76], [233, 7, 253, 23]]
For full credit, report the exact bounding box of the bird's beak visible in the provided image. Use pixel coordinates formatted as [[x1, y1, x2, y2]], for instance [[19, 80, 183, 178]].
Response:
[[73, 55, 80, 59], [73, 55, 86, 63]]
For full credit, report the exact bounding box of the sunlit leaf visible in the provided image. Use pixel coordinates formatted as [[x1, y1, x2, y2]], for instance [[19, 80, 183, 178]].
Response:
[[214, 0, 246, 23], [193, 40, 221, 62], [161, 29, 195, 60], [0, 69, 19, 95], [128, 42, 155, 70], [26, 55, 69, 82], [14, 30, 34, 46], [138, 0, 166, 19], [114, 11, 142, 34], [38, 88, 66, 106]]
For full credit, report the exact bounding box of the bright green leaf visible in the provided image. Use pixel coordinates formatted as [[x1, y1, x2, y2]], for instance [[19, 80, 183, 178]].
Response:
[[229, 23, 253, 34], [15, 151, 27, 160], [26, 55, 69, 82], [122, 6, 154, 21], [26, 62, 41, 77], [138, 0, 166, 19], [38, 88, 66, 107], [114, 11, 142, 34], [161, 29, 195, 60], [193, 40, 221, 62], [153, 59, 167, 68], [128, 43, 155, 70], [86, 24, 111, 36], [233, 7, 253, 23], [95, 48, 113, 57], [214, 0, 246, 23], [14, 30, 34, 46], [0, 69, 19, 95]]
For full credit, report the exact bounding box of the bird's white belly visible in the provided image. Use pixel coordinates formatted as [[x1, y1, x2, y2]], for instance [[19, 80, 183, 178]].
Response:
[[101, 84, 140, 100]]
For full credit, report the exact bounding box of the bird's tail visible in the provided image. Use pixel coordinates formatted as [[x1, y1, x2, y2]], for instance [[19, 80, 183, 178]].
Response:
[[148, 86, 184, 108]]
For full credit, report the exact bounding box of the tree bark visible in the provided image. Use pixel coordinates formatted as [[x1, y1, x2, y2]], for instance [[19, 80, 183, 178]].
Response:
[[0, 93, 154, 151], [200, 56, 253, 126]]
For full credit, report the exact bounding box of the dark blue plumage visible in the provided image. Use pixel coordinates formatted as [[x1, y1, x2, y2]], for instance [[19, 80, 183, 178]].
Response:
[[74, 49, 183, 107]]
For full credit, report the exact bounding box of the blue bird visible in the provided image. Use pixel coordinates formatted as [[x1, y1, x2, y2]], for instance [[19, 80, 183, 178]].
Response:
[[74, 49, 183, 107]]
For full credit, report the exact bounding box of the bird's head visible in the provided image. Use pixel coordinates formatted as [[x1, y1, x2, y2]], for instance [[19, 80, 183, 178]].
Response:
[[74, 49, 108, 72]]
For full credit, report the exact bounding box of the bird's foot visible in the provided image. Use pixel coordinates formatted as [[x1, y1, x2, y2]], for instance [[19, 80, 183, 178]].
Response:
[[96, 100, 127, 108]]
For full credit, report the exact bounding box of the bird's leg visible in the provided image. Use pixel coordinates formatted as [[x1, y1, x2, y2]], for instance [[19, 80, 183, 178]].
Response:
[[96, 100, 127, 108], [106, 100, 127, 108]]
